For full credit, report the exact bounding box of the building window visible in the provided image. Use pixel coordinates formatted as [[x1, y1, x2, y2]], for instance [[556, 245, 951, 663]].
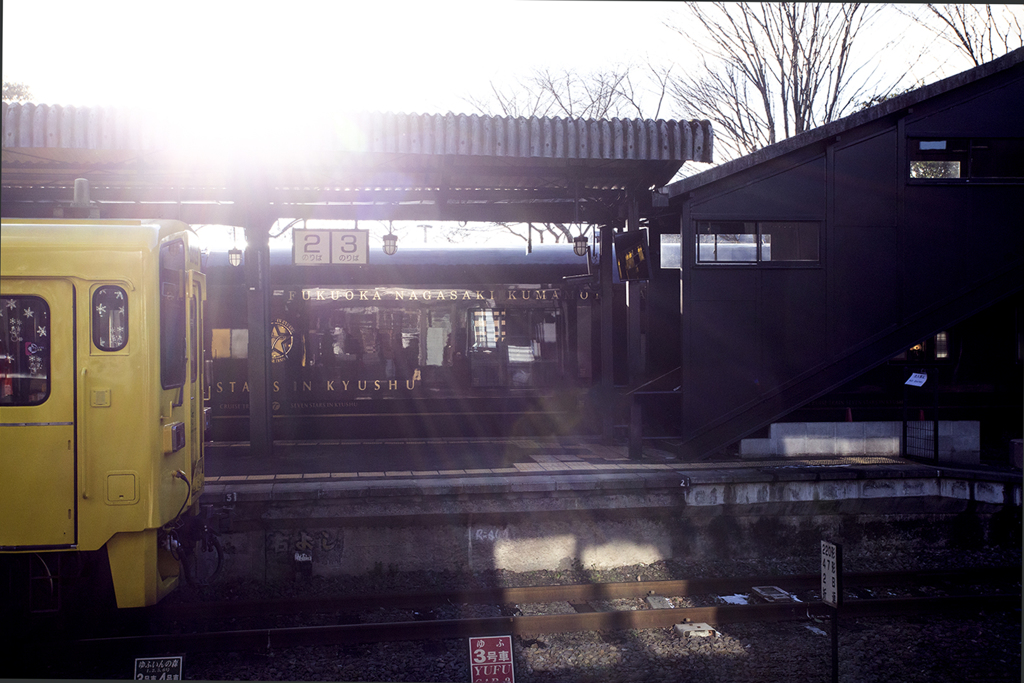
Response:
[[934, 331, 949, 359], [1, 296, 50, 406], [892, 331, 950, 362], [909, 138, 1024, 180], [92, 285, 128, 351], [696, 221, 819, 264], [660, 234, 681, 269]]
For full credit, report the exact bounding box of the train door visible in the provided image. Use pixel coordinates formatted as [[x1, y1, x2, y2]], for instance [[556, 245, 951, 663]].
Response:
[[0, 280, 76, 549]]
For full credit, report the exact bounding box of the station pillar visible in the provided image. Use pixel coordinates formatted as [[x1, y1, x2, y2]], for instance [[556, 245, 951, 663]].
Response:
[[600, 222, 615, 444], [244, 213, 274, 457], [626, 190, 644, 383]]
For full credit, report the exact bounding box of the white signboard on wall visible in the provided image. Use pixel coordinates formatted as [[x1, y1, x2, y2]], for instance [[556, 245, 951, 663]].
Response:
[[294, 229, 369, 266], [905, 372, 928, 387]]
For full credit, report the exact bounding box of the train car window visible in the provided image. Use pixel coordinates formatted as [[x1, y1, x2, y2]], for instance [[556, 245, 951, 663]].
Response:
[[231, 329, 249, 358], [426, 311, 451, 367], [210, 328, 232, 358], [471, 310, 505, 350], [0, 296, 50, 406], [697, 221, 819, 264], [160, 240, 187, 389], [92, 285, 128, 351]]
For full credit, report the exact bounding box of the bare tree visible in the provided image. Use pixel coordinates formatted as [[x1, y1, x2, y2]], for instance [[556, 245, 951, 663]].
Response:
[[898, 4, 1023, 68], [488, 222, 576, 245], [462, 64, 674, 242], [3, 81, 32, 102], [466, 63, 670, 121], [666, 2, 892, 160]]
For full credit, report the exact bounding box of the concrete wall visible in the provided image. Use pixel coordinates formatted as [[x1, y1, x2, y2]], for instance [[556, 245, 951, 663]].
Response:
[[202, 466, 1019, 582], [739, 421, 981, 464]]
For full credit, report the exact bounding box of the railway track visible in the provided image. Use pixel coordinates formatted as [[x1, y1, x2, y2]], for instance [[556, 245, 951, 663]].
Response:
[[71, 566, 1019, 656]]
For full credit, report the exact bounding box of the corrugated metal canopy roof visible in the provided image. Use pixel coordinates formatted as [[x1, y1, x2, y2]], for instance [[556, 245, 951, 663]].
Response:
[[2, 106, 713, 224]]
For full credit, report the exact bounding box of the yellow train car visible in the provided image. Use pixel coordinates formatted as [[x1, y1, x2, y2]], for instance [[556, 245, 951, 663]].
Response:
[[0, 219, 207, 611]]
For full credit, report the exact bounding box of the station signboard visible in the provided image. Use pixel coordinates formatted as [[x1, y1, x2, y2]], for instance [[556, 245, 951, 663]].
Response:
[[293, 229, 369, 266]]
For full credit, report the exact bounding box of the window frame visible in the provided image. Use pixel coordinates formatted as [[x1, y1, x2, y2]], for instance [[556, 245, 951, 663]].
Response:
[[694, 220, 822, 267], [160, 239, 188, 389], [0, 295, 52, 406], [908, 137, 1024, 183], [91, 284, 129, 352]]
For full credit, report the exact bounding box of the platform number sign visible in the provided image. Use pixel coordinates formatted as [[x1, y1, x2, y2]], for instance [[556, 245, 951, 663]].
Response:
[[469, 635, 514, 683], [294, 228, 369, 266], [821, 540, 842, 608]]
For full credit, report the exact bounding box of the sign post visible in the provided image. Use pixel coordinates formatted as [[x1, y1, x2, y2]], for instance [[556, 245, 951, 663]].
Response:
[[821, 540, 842, 683], [468, 635, 514, 683]]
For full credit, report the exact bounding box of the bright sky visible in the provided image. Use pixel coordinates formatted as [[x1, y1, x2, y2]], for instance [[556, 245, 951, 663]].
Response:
[[1, 1, 981, 115], [2, 0, 689, 115], [2, 1, 1011, 249]]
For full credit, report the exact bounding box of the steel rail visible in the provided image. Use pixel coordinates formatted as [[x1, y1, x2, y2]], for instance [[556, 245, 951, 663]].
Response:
[[152, 565, 1020, 620], [76, 593, 1019, 656]]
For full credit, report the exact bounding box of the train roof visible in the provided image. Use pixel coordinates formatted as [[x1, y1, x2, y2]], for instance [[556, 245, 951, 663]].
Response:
[[204, 244, 584, 267], [205, 244, 591, 286], [1, 218, 194, 250], [0, 219, 195, 255]]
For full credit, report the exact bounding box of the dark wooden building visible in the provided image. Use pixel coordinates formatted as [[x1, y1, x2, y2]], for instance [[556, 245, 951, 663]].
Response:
[[659, 48, 1023, 459]]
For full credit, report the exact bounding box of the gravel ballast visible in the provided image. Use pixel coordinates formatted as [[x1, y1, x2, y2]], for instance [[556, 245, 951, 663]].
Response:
[[27, 544, 1021, 682]]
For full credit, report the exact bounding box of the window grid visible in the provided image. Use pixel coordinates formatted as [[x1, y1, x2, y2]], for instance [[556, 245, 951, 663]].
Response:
[[1, 296, 50, 406], [471, 310, 505, 349], [697, 221, 819, 264]]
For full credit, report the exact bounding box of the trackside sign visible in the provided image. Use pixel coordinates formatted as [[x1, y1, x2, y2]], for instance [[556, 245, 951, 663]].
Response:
[[133, 656, 183, 680], [469, 635, 514, 683]]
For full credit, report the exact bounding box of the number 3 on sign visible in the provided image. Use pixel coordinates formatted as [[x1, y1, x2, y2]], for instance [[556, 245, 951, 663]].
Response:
[[330, 230, 368, 265]]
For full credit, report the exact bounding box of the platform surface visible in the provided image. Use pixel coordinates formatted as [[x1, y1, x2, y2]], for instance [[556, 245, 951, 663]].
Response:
[[204, 437, 1022, 492]]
